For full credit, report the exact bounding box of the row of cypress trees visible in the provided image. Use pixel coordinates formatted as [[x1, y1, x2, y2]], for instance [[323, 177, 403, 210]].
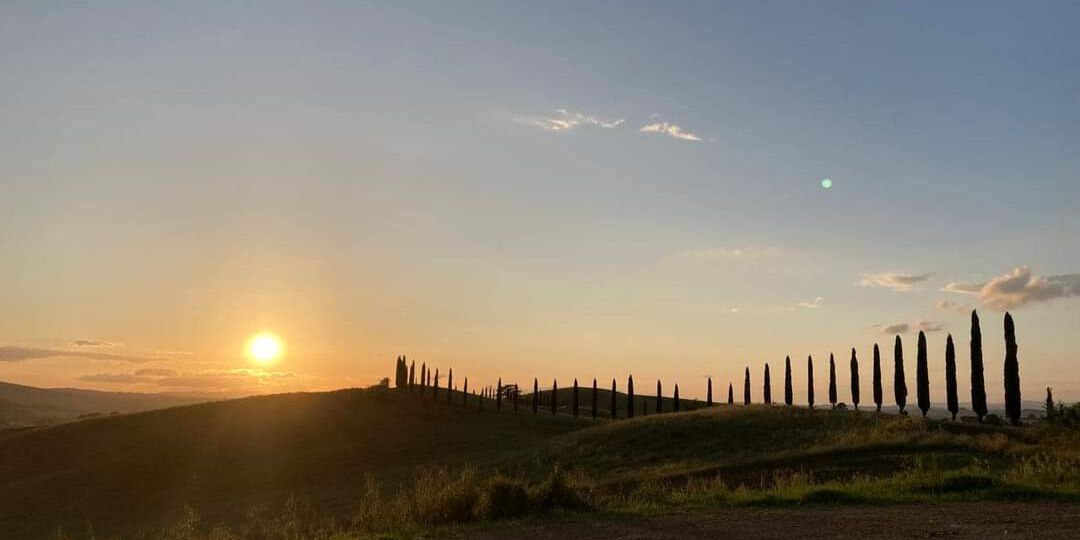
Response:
[[390, 310, 1024, 426]]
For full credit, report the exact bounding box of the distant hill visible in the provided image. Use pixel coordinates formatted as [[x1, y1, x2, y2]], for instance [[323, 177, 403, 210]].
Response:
[[0, 381, 220, 427]]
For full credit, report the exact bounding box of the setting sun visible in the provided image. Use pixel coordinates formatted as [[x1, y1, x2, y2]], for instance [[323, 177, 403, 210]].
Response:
[[247, 333, 283, 364]]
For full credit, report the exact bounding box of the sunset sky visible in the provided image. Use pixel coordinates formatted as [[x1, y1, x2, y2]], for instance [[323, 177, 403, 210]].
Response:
[[2, 1, 1079, 402]]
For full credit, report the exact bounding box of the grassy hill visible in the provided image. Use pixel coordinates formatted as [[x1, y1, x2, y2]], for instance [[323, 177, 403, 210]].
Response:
[[0, 385, 1075, 539], [0, 381, 216, 427]]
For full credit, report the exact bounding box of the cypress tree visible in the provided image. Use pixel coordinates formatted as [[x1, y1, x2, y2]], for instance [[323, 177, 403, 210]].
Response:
[[448, 369, 454, 404], [727, 382, 734, 405], [707, 377, 713, 406], [763, 364, 772, 405], [1004, 313, 1022, 426], [496, 378, 503, 412], [409, 361, 416, 390], [552, 379, 558, 417], [533, 378, 539, 414], [970, 310, 987, 422], [743, 367, 751, 405], [420, 363, 426, 394], [627, 375, 635, 419], [572, 379, 580, 418], [784, 356, 793, 406], [610, 379, 617, 419], [850, 348, 860, 411], [674, 384, 680, 412], [434, 369, 440, 400], [945, 335, 958, 421], [394, 357, 402, 388], [656, 380, 663, 414], [592, 379, 598, 420], [807, 356, 815, 410], [1046, 387, 1055, 420], [828, 354, 837, 409], [463, 377, 469, 406], [872, 344, 883, 412], [917, 331, 930, 418], [894, 335, 908, 414]]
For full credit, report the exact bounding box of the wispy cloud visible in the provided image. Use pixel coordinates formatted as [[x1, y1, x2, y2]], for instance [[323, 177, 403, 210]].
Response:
[[873, 321, 944, 335], [935, 299, 968, 313], [77, 372, 153, 384], [795, 297, 825, 309], [860, 272, 932, 291], [639, 121, 703, 142], [0, 346, 162, 363], [943, 266, 1080, 310], [70, 339, 120, 348], [523, 109, 624, 132], [76, 367, 296, 391]]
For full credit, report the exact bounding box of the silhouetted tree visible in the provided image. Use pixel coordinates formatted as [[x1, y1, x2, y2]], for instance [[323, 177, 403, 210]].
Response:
[[728, 382, 734, 405], [828, 354, 837, 409], [572, 379, 579, 418], [917, 331, 930, 418], [674, 384, 681, 412], [807, 356, 815, 410], [971, 310, 987, 422], [409, 361, 416, 390], [763, 364, 772, 405], [1004, 312, 1022, 426], [533, 378, 539, 415], [945, 335, 958, 421], [784, 356, 793, 406], [611, 379, 617, 419], [420, 363, 427, 395], [496, 378, 503, 412], [627, 375, 635, 418], [656, 380, 663, 414], [707, 377, 713, 406], [744, 367, 751, 405], [1046, 387, 1055, 420], [434, 369, 440, 400], [592, 378, 598, 420], [552, 379, 558, 417], [894, 336, 907, 414], [394, 356, 404, 388], [463, 377, 469, 406], [872, 345, 882, 412], [850, 349, 860, 411], [513, 382, 519, 413]]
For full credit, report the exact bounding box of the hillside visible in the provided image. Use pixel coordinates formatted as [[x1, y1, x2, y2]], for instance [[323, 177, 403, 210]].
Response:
[[0, 381, 217, 427]]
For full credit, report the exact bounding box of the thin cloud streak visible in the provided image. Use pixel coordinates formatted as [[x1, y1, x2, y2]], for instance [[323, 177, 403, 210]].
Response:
[[639, 121, 703, 141], [523, 109, 624, 132], [860, 272, 932, 291], [0, 346, 163, 363]]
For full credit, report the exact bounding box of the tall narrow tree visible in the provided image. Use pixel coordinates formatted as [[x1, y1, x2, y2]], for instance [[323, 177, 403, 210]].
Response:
[[448, 369, 454, 404], [627, 375, 635, 418], [463, 377, 469, 406], [784, 356, 793, 406], [743, 367, 751, 405], [807, 356, 815, 410], [894, 335, 908, 414], [707, 377, 713, 406], [496, 378, 503, 412], [763, 364, 772, 405], [970, 310, 987, 422], [420, 363, 427, 394], [850, 349, 860, 411], [551, 379, 558, 417], [434, 369, 440, 400], [1004, 312, 1022, 426], [917, 331, 930, 418], [592, 378, 598, 420], [727, 382, 734, 405], [1046, 387, 1055, 421], [828, 354, 837, 409], [394, 357, 402, 388], [572, 379, 580, 418], [872, 345, 883, 412], [945, 335, 958, 421], [656, 380, 663, 414], [610, 379, 617, 419], [532, 378, 539, 415], [674, 384, 681, 412], [409, 360, 416, 390]]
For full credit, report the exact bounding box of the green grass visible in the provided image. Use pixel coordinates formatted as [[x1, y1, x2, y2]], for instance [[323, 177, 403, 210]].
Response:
[[5, 387, 1080, 539]]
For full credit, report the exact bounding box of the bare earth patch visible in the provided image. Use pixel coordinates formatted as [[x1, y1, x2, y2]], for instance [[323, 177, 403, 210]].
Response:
[[448, 503, 1080, 540]]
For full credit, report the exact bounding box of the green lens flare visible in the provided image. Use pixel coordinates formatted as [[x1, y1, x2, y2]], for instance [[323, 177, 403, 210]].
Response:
[[821, 178, 833, 189]]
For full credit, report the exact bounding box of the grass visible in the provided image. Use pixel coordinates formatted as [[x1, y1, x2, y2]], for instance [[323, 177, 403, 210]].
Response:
[[6, 387, 1080, 539]]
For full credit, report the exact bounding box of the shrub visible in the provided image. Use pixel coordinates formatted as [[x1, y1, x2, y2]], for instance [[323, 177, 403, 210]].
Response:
[[530, 468, 589, 513], [408, 468, 481, 525], [477, 477, 530, 520]]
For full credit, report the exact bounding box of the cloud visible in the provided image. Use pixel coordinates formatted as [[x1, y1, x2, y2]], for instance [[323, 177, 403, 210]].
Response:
[[639, 122, 703, 142], [134, 368, 179, 377], [942, 266, 1080, 310], [873, 321, 944, 335], [729, 307, 741, 313], [936, 300, 967, 313], [860, 272, 932, 291], [77, 373, 153, 384], [156, 369, 295, 389], [0, 346, 161, 363], [679, 246, 779, 260], [795, 297, 825, 309], [524, 109, 624, 132], [70, 339, 120, 348]]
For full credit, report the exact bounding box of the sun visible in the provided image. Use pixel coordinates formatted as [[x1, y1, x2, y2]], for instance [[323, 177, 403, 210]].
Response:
[[246, 332, 283, 364]]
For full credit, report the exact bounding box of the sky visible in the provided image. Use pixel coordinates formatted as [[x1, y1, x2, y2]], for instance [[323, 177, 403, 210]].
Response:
[[1, 1, 1078, 403]]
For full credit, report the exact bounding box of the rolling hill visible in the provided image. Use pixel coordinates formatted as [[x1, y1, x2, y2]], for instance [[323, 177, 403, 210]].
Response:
[[0, 381, 218, 428]]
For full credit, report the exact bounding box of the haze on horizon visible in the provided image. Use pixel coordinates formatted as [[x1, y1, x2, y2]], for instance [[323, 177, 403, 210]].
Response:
[[1, 1, 1078, 402]]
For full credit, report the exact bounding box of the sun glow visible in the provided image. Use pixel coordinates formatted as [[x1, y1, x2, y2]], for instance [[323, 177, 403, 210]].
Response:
[[247, 333, 283, 364]]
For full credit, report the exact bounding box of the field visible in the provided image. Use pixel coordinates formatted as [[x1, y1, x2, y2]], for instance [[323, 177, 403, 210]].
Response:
[[1, 386, 1078, 539]]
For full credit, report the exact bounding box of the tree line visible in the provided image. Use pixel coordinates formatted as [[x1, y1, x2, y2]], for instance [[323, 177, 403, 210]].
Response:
[[391, 310, 1026, 426]]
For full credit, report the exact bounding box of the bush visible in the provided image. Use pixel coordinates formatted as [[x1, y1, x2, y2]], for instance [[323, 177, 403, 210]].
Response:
[[477, 477, 530, 520], [408, 468, 481, 526], [529, 468, 590, 512]]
